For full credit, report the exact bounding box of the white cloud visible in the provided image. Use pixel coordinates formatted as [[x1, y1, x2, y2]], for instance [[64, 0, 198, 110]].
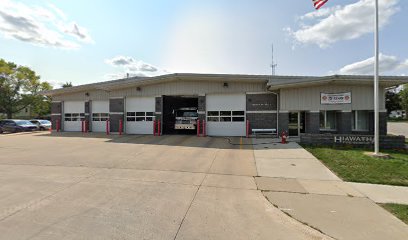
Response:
[[287, 0, 399, 48], [0, 0, 93, 49], [106, 56, 136, 66], [63, 22, 94, 43], [47, 80, 66, 88], [337, 54, 408, 75], [105, 56, 168, 79]]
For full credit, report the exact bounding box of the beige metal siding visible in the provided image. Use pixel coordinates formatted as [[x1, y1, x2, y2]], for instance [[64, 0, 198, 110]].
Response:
[[280, 84, 386, 111], [53, 80, 266, 101]]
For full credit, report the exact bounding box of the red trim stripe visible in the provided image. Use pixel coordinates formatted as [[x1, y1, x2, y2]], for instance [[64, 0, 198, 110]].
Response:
[[313, 0, 328, 10]]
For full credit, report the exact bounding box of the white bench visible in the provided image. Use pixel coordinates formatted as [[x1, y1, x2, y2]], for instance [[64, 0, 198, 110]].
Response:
[[252, 128, 277, 135]]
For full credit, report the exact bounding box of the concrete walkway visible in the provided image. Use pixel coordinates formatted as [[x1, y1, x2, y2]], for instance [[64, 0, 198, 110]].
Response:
[[253, 138, 408, 240], [349, 182, 408, 204]]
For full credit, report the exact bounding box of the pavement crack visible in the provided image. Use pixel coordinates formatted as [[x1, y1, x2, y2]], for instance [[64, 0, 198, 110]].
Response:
[[173, 148, 218, 240], [263, 194, 339, 240]]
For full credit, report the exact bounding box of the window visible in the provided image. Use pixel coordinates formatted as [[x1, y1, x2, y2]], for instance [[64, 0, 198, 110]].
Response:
[[206, 111, 245, 122], [352, 111, 369, 131], [92, 113, 109, 122], [64, 113, 85, 122], [319, 111, 336, 130], [127, 112, 154, 122]]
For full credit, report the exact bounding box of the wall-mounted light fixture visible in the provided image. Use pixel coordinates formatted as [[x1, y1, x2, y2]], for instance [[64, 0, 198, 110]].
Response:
[[85, 92, 90, 97], [136, 87, 141, 91], [223, 82, 229, 88]]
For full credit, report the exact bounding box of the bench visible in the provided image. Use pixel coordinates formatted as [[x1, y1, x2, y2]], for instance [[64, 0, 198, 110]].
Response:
[[251, 128, 277, 136]]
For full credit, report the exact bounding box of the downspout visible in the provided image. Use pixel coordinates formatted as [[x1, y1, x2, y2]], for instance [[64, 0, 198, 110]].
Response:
[[269, 90, 279, 137]]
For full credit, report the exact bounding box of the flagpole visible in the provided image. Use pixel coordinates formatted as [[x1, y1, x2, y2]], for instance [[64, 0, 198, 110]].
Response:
[[374, 0, 380, 155]]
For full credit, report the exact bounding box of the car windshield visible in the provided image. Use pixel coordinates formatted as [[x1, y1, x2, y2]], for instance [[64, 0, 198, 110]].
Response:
[[39, 120, 51, 124], [15, 120, 33, 126], [177, 111, 198, 117]]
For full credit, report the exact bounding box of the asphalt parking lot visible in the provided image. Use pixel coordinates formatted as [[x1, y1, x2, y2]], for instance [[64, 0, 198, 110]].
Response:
[[0, 132, 331, 240]]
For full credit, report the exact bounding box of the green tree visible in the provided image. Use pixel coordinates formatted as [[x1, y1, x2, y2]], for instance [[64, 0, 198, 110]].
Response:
[[0, 59, 53, 119], [400, 85, 408, 119], [386, 89, 401, 114], [62, 82, 73, 88], [31, 82, 53, 118]]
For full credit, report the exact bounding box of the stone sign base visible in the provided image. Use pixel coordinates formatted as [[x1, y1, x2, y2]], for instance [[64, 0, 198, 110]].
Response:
[[300, 134, 406, 149]]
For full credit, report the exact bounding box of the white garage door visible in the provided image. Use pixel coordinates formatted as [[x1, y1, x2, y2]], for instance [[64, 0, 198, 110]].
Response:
[[64, 101, 85, 132], [126, 97, 155, 134], [91, 101, 109, 132], [206, 94, 246, 136]]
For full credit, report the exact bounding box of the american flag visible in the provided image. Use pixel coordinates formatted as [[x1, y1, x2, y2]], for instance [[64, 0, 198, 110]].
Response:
[[313, 0, 328, 10]]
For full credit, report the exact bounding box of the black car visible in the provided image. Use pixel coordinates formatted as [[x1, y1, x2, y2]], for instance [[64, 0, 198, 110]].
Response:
[[0, 119, 38, 133]]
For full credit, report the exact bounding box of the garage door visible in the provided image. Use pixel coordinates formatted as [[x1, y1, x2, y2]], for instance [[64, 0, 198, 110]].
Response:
[[126, 97, 155, 134], [206, 94, 246, 136], [63, 101, 85, 132], [91, 101, 109, 132]]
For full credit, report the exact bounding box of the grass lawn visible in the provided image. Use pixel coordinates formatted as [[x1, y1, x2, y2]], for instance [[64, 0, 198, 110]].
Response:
[[388, 118, 408, 122], [304, 147, 408, 186], [381, 204, 408, 224]]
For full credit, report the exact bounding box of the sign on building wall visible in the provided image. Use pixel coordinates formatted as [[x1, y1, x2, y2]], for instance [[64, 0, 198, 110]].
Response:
[[321, 92, 352, 105], [334, 135, 373, 145]]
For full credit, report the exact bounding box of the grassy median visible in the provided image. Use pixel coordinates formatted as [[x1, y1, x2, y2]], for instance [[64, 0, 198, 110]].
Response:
[[304, 147, 408, 186], [381, 204, 408, 225]]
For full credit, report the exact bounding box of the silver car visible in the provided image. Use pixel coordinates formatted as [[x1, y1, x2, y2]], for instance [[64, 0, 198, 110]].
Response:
[[30, 119, 52, 130]]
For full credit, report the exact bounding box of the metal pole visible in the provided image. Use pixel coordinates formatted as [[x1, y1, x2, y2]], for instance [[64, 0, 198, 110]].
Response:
[[374, 0, 380, 154]]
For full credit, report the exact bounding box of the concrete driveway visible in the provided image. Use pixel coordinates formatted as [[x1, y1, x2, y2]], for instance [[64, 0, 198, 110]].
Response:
[[0, 132, 329, 240]]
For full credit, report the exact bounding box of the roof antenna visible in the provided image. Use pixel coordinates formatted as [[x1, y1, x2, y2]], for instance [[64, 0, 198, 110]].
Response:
[[270, 44, 278, 76]]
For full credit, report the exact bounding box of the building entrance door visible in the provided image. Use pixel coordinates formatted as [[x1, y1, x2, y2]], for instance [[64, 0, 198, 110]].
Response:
[[288, 112, 306, 136]]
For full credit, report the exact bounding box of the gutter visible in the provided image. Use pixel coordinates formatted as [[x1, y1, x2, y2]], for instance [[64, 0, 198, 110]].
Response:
[[270, 91, 279, 136]]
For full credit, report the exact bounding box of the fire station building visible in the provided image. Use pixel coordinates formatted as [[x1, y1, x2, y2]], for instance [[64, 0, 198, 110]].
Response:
[[44, 73, 408, 146]]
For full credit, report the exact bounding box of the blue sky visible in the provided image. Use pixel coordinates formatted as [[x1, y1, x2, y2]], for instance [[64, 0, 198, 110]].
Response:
[[0, 0, 407, 87]]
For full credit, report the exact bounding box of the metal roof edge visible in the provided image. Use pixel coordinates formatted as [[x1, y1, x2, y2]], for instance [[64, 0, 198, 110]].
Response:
[[41, 73, 270, 96]]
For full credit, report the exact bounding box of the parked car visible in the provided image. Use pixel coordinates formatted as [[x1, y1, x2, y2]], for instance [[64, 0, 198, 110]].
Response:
[[30, 119, 52, 130], [0, 119, 38, 133]]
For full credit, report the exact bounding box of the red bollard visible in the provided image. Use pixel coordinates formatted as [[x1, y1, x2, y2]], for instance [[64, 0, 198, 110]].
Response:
[[202, 120, 206, 137], [197, 120, 200, 137], [246, 120, 250, 138], [106, 119, 110, 135], [158, 120, 161, 136], [153, 120, 157, 136], [56, 119, 60, 132], [119, 119, 123, 135]]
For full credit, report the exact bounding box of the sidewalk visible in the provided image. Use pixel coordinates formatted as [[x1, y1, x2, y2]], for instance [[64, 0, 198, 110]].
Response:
[[349, 182, 408, 204], [253, 138, 408, 240]]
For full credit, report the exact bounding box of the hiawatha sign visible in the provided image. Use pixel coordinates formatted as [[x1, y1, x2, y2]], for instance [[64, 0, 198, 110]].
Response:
[[334, 136, 374, 145]]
